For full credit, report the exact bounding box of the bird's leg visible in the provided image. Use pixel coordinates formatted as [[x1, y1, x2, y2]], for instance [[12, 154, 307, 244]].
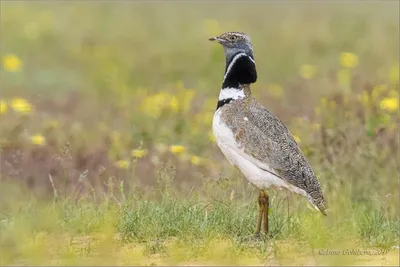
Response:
[[262, 189, 269, 234], [256, 189, 270, 235], [256, 190, 265, 235]]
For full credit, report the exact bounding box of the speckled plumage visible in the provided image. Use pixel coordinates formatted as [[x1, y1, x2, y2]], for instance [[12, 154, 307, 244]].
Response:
[[217, 85, 327, 214], [210, 32, 327, 217]]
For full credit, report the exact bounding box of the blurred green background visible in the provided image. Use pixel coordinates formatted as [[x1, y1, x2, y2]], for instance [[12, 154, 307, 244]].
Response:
[[0, 1, 399, 266]]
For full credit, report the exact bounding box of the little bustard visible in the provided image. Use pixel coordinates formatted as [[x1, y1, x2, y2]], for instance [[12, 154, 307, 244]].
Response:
[[210, 32, 327, 235]]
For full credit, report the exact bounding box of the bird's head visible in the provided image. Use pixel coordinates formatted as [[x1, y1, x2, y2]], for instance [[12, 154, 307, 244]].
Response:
[[209, 31, 254, 59]]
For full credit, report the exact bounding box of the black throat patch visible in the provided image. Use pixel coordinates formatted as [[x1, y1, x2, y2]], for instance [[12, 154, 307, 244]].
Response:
[[216, 53, 257, 111], [222, 53, 257, 89]]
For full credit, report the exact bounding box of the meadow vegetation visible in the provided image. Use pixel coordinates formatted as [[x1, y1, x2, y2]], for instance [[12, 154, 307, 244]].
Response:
[[0, 2, 399, 266]]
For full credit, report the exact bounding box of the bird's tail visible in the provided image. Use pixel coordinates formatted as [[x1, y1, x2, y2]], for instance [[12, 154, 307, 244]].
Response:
[[319, 206, 328, 216], [309, 196, 328, 216]]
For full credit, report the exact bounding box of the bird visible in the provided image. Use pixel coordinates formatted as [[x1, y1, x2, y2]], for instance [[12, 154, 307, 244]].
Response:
[[209, 32, 327, 235]]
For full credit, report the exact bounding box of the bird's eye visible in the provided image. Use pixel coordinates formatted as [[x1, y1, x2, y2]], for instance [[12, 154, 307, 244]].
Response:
[[229, 36, 236, 41]]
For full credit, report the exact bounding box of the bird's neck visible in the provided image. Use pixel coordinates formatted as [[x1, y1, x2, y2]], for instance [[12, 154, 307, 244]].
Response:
[[216, 52, 257, 110]]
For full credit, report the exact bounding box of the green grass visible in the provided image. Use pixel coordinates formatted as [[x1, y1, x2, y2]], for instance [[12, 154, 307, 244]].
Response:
[[0, 1, 399, 266], [1, 178, 398, 265]]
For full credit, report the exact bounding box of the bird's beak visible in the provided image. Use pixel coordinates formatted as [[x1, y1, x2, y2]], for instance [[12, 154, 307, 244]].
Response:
[[209, 36, 226, 46], [209, 36, 224, 43]]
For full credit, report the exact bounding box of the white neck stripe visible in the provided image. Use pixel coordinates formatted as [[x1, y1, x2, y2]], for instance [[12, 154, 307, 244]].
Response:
[[224, 53, 243, 81], [218, 87, 245, 101]]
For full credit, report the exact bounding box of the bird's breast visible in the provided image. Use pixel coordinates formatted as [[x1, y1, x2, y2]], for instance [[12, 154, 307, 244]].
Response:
[[212, 108, 303, 193]]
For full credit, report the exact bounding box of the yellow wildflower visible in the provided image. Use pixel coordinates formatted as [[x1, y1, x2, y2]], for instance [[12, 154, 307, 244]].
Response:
[[2, 54, 22, 72], [380, 97, 398, 112], [141, 91, 175, 118], [293, 135, 301, 143], [337, 68, 351, 87], [267, 83, 284, 98], [11, 98, 33, 114], [190, 155, 203, 165], [299, 64, 317, 79], [169, 145, 185, 155], [339, 52, 358, 68], [115, 160, 130, 169], [389, 64, 399, 84], [30, 134, 45, 145], [131, 149, 148, 158], [0, 100, 7, 115]]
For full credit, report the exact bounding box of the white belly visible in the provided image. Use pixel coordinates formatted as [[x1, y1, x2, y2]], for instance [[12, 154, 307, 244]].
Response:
[[212, 109, 309, 197]]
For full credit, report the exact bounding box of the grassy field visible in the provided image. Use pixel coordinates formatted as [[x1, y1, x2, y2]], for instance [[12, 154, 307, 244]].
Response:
[[0, 1, 399, 266]]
